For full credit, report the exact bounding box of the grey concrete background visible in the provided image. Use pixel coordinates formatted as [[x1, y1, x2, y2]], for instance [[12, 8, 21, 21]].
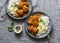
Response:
[[0, 0, 60, 43]]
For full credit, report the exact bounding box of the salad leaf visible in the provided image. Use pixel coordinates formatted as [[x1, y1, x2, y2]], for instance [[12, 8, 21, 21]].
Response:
[[8, 22, 14, 32], [8, 26, 13, 32], [11, 22, 14, 27]]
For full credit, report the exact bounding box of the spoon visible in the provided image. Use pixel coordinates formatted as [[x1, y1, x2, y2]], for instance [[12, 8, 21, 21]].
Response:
[[47, 35, 53, 43], [0, 7, 6, 22]]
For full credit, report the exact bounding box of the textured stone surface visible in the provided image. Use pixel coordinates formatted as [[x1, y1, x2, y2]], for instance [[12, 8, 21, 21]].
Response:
[[0, 0, 60, 43]]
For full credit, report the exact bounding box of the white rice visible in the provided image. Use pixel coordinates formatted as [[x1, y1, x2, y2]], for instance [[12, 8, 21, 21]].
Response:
[[36, 15, 50, 36], [8, 0, 20, 16]]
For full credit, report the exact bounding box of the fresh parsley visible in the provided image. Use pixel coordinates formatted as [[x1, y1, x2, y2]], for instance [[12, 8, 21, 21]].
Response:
[[40, 18, 44, 22], [13, 4, 17, 7], [8, 22, 14, 32]]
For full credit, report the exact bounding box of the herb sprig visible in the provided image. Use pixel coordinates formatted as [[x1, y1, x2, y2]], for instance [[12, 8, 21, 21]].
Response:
[[8, 22, 14, 32]]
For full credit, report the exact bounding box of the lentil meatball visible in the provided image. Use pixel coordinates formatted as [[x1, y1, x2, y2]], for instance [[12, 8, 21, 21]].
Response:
[[14, 13, 20, 18], [23, 5, 29, 12], [16, 9, 23, 16], [32, 27, 38, 34], [21, 0, 27, 2], [24, 2, 28, 6], [27, 26, 33, 32], [28, 19, 33, 25], [33, 21, 39, 27], [17, 2, 24, 9]]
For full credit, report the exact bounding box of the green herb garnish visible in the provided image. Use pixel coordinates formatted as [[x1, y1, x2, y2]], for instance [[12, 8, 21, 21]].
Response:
[[8, 27, 13, 32], [16, 26, 20, 32], [13, 4, 17, 7], [11, 22, 14, 27], [8, 22, 14, 32], [40, 18, 44, 22]]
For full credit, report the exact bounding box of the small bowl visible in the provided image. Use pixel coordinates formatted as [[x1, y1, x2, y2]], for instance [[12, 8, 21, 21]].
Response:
[[13, 25, 22, 34]]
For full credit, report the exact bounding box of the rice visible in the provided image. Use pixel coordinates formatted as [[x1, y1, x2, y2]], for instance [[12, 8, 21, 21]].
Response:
[[8, 0, 19, 16], [36, 15, 50, 36]]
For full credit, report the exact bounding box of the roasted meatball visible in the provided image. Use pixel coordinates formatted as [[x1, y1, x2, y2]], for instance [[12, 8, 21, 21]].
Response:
[[32, 18, 38, 22], [32, 15, 39, 21], [17, 2, 24, 9], [28, 19, 33, 25], [21, 0, 27, 2], [33, 21, 39, 27], [14, 13, 20, 18], [33, 15, 38, 19], [23, 5, 29, 12], [24, 2, 28, 6], [27, 26, 33, 32], [16, 9, 23, 16], [32, 27, 38, 34], [35, 14, 41, 18], [29, 16, 33, 19]]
